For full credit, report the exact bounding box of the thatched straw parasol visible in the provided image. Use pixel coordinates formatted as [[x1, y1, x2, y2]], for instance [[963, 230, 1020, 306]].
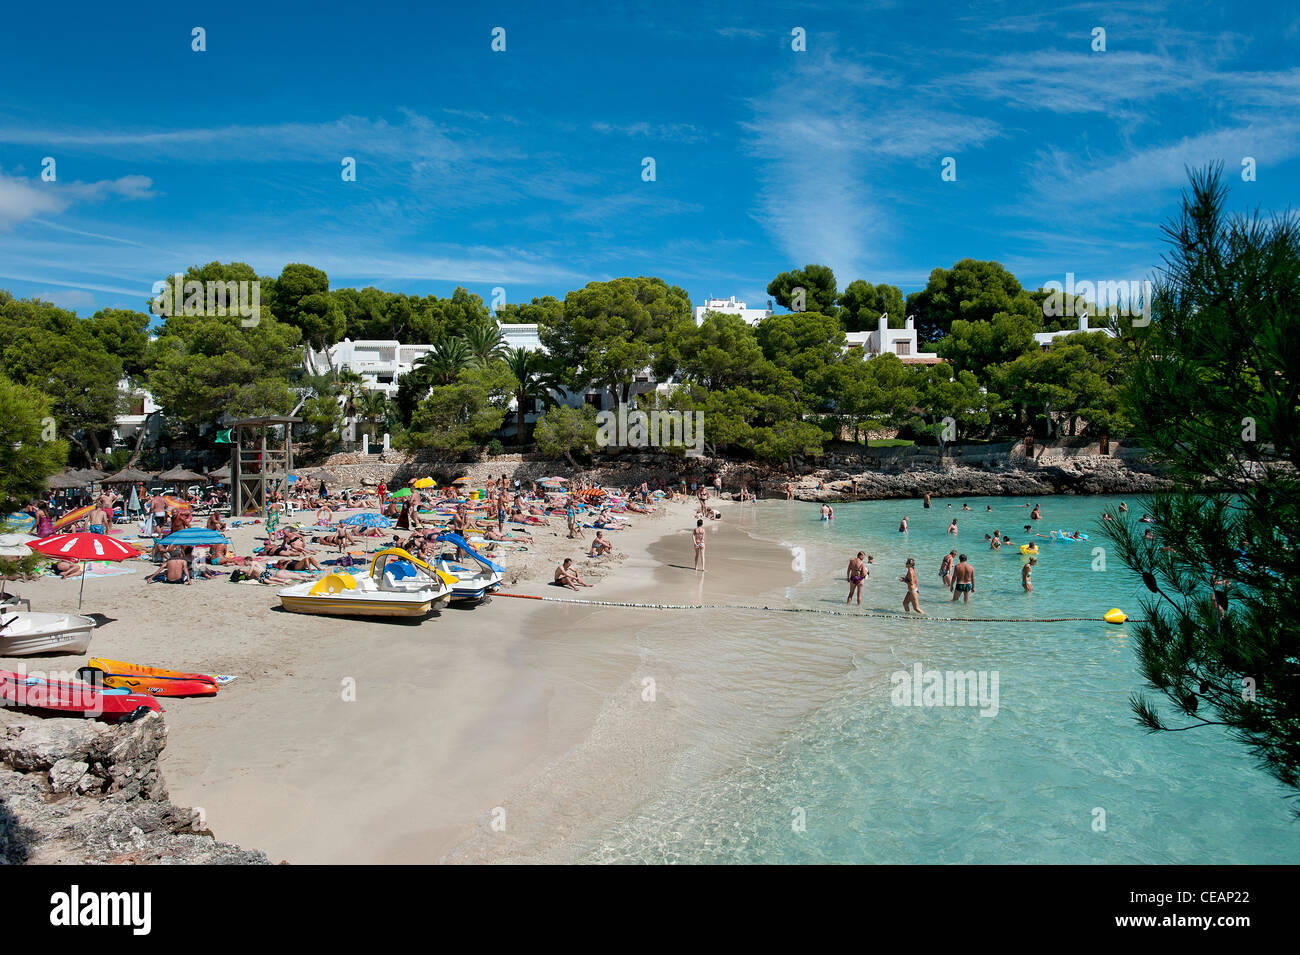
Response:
[[157, 466, 208, 484], [46, 471, 87, 490], [102, 467, 154, 484]]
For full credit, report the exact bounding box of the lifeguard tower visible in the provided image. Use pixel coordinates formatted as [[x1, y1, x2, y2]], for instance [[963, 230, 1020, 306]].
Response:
[[228, 415, 301, 516]]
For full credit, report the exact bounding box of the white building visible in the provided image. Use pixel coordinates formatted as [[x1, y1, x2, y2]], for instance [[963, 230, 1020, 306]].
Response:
[[844, 315, 941, 364], [112, 380, 161, 447], [692, 296, 773, 326], [1033, 313, 1119, 349]]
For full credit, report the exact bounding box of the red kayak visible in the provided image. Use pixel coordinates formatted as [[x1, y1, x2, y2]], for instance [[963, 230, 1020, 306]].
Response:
[[0, 670, 162, 722]]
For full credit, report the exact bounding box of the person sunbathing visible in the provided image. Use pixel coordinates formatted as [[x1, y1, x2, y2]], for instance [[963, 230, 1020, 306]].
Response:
[[483, 527, 533, 544], [588, 532, 614, 557], [319, 525, 357, 551], [275, 554, 322, 572], [53, 558, 84, 579], [553, 558, 592, 590], [251, 562, 299, 585]]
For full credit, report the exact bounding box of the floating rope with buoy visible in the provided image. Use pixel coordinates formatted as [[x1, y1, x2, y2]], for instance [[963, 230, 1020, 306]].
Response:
[[496, 591, 1140, 624]]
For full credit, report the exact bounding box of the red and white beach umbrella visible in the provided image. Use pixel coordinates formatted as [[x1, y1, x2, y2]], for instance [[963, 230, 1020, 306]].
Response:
[[26, 532, 141, 609]]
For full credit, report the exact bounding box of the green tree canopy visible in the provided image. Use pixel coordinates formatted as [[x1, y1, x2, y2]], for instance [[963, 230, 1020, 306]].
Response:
[[839, 280, 906, 332], [767, 264, 839, 315], [540, 276, 692, 405], [907, 259, 1042, 346]]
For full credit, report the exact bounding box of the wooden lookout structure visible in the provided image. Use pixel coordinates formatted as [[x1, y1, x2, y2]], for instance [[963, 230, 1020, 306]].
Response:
[[228, 415, 301, 516]]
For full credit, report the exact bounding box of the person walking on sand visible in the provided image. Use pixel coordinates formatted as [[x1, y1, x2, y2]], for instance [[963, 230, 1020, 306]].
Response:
[[1022, 557, 1036, 592], [847, 552, 867, 605], [693, 518, 706, 572], [951, 554, 975, 603], [714, 474, 722, 498], [901, 558, 923, 614], [939, 549, 957, 591]]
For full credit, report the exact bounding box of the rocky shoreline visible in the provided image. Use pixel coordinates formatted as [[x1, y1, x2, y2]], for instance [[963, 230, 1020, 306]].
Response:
[[1, 709, 270, 865], [311, 441, 1169, 504]]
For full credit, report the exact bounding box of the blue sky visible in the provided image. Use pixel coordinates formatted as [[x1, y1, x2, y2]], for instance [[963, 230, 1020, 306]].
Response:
[[1, 0, 1298, 319]]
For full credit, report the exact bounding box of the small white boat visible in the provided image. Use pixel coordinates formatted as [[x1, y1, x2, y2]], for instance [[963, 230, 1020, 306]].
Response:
[[277, 548, 456, 618], [0, 611, 97, 656], [433, 533, 504, 602]]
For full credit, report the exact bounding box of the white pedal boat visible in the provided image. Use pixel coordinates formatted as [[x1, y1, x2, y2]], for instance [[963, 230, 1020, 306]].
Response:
[[0, 611, 98, 656], [277, 548, 456, 618]]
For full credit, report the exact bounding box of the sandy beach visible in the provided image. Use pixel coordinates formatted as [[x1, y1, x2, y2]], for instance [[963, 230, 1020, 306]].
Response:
[[2, 494, 796, 863]]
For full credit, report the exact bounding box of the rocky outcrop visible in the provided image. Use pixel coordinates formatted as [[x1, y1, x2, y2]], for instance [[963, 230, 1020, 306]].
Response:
[[788, 454, 1170, 503], [0, 709, 269, 865]]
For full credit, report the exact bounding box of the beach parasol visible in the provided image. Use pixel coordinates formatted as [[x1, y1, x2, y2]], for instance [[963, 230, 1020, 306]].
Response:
[[159, 528, 229, 547], [450, 476, 473, 486], [389, 487, 412, 498], [339, 513, 393, 528], [53, 504, 96, 530], [0, 533, 38, 558], [77, 468, 109, 482], [163, 495, 192, 510], [158, 466, 208, 484], [209, 465, 232, 481], [103, 467, 154, 484], [26, 532, 141, 609], [46, 471, 87, 490], [413, 477, 435, 489]]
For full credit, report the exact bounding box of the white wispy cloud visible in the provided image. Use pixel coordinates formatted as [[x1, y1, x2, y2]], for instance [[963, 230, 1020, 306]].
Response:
[[0, 171, 153, 229]]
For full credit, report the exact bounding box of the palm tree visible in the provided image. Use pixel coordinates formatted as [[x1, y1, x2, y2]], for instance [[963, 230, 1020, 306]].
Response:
[[413, 338, 472, 386], [504, 347, 561, 443], [463, 320, 507, 368], [357, 389, 390, 444]]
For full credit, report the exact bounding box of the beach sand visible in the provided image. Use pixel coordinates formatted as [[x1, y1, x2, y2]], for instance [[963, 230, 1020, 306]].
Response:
[[2, 495, 797, 863]]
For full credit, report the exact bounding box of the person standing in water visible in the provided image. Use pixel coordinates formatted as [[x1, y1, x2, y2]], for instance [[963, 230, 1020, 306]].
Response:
[[847, 552, 867, 605], [899, 515, 909, 533], [901, 558, 923, 614], [1030, 503, 1041, 521], [948, 519, 959, 535], [1022, 558, 1036, 592], [951, 554, 975, 603], [939, 549, 957, 591], [923, 491, 931, 509], [692, 519, 706, 572]]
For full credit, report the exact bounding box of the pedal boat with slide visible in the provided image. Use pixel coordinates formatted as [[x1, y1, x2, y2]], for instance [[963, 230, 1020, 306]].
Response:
[[276, 548, 457, 618]]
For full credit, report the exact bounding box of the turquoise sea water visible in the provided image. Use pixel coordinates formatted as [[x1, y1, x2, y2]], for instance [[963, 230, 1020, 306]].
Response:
[[584, 494, 1298, 863]]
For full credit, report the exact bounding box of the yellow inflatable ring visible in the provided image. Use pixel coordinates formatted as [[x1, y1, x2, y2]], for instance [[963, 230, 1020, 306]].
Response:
[[1103, 608, 1127, 624], [1019, 544, 1038, 555]]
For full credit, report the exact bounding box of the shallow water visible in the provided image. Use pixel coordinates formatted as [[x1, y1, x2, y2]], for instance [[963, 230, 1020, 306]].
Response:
[[580, 494, 1298, 863]]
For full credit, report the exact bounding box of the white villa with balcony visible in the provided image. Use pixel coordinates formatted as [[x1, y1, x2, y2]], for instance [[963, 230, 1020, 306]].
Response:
[[844, 315, 942, 364]]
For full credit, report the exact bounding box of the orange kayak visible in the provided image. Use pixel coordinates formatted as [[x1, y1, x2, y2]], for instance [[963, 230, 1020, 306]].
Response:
[[82, 657, 236, 698]]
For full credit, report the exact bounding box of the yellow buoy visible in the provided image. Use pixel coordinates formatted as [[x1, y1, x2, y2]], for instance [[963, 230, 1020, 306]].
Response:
[[1103, 608, 1127, 624]]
